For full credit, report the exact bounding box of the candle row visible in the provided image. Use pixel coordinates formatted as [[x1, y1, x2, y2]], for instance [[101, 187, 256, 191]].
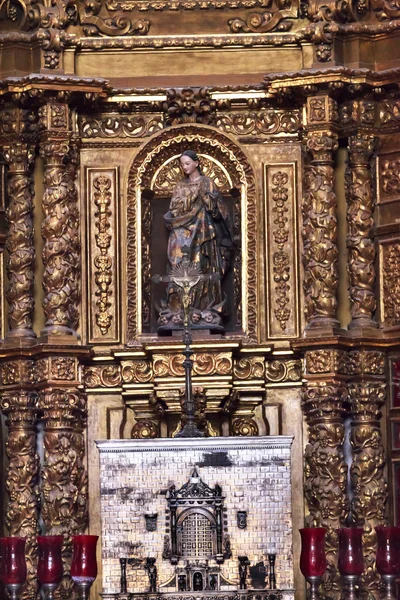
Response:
[[0, 535, 98, 589], [300, 526, 400, 579]]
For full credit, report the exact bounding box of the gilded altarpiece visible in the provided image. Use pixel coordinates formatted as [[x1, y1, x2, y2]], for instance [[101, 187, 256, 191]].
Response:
[[0, 0, 400, 597]]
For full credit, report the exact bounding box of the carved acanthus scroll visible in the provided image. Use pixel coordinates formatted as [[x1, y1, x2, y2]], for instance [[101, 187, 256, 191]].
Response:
[[349, 374, 387, 598], [1, 390, 40, 600], [346, 134, 377, 330], [39, 102, 80, 336], [302, 379, 348, 597], [302, 129, 339, 330], [3, 141, 36, 340]]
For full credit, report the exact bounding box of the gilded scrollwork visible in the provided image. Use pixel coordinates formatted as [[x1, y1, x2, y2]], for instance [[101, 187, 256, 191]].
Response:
[[153, 352, 232, 377], [1, 391, 40, 600], [271, 171, 291, 331], [79, 114, 164, 138], [214, 110, 301, 136], [162, 88, 217, 126], [83, 364, 122, 387], [382, 242, 400, 327], [379, 154, 400, 199], [265, 359, 302, 382], [121, 359, 153, 383], [302, 130, 339, 329], [234, 356, 265, 380], [3, 141, 36, 340], [229, 8, 295, 33], [380, 100, 400, 127], [93, 174, 113, 335], [348, 381, 387, 598], [302, 382, 348, 595], [66, 0, 150, 36], [153, 155, 231, 195], [346, 134, 377, 329], [305, 349, 342, 374]]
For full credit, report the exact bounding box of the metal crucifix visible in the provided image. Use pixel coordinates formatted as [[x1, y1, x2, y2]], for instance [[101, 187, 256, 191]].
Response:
[[152, 245, 220, 437]]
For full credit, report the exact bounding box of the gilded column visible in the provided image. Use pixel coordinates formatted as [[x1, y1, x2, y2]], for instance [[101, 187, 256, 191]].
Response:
[[40, 386, 88, 596], [346, 134, 378, 331], [348, 350, 387, 600], [1, 389, 40, 600], [303, 96, 340, 331], [2, 109, 36, 340], [302, 350, 349, 598], [39, 101, 80, 337]]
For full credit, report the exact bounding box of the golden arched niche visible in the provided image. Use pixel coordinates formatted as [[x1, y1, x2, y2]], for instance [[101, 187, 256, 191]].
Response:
[[126, 124, 258, 344]]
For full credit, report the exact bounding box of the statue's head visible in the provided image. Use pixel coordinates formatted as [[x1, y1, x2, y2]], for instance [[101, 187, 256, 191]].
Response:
[[180, 149, 202, 176]]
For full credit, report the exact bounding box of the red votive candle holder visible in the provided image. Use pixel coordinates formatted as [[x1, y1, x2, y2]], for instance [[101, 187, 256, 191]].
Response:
[[37, 536, 63, 585], [71, 535, 98, 583], [375, 526, 400, 575], [337, 528, 364, 576], [0, 537, 27, 585], [299, 528, 327, 578]]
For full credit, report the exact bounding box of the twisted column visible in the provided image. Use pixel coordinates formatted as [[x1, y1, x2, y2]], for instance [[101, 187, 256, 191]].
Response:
[[3, 142, 36, 340], [302, 379, 348, 598], [346, 134, 378, 330], [349, 376, 387, 599], [1, 390, 40, 600], [39, 387, 88, 598], [302, 130, 340, 330], [39, 101, 80, 337]]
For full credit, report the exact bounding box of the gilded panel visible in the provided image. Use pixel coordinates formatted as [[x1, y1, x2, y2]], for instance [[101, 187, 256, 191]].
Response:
[[379, 239, 400, 328], [377, 152, 400, 204], [86, 167, 120, 343], [264, 162, 299, 338]]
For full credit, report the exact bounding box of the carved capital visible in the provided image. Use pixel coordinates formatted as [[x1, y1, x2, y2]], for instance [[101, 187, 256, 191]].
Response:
[[304, 129, 339, 162]]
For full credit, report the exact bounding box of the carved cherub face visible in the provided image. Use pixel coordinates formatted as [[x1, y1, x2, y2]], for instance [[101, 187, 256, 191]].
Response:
[[191, 312, 201, 323], [203, 311, 214, 323]]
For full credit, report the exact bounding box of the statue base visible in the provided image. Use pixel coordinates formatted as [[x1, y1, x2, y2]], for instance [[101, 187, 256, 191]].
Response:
[[157, 308, 225, 335]]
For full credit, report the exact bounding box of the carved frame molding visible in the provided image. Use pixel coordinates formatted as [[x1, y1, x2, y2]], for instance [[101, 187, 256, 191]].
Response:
[[125, 124, 258, 345]]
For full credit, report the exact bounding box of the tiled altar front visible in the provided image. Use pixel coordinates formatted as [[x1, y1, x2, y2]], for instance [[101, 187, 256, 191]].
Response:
[[97, 437, 294, 600]]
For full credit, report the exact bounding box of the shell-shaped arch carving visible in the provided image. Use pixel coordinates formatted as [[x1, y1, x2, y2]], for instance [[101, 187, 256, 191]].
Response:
[[126, 124, 257, 344]]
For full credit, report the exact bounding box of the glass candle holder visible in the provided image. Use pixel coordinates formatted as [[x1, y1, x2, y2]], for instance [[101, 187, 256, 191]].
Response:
[[37, 536, 63, 585], [0, 537, 27, 585], [71, 535, 98, 583], [337, 528, 364, 576], [375, 526, 400, 575], [299, 528, 327, 578], [300, 528, 327, 600], [71, 536, 98, 600], [0, 537, 27, 600], [375, 526, 400, 600]]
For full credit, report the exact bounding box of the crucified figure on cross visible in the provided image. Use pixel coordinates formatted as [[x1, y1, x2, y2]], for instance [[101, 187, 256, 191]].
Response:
[[153, 245, 220, 328], [153, 245, 220, 437]]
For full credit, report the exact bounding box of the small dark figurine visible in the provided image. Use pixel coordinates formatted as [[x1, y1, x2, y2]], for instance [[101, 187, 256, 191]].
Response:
[[145, 557, 157, 593], [178, 575, 186, 591], [209, 574, 217, 590], [238, 556, 250, 590], [193, 572, 203, 591], [120, 558, 127, 594], [268, 554, 276, 589]]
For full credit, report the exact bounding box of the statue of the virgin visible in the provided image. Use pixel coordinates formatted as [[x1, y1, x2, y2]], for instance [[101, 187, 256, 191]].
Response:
[[158, 150, 234, 331]]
